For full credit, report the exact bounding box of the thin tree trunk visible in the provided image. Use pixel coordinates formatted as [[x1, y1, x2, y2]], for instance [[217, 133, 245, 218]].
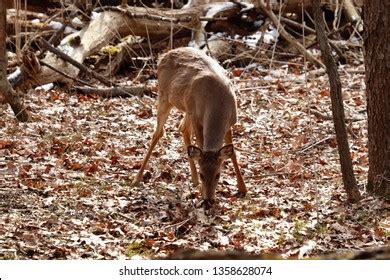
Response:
[[364, 1, 390, 198], [312, 0, 361, 202], [0, 1, 29, 122]]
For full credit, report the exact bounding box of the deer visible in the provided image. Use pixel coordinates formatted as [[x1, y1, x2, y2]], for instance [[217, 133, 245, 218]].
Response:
[[132, 47, 247, 209]]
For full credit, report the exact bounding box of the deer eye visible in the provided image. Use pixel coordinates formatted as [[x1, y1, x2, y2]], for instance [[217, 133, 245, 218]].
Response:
[[215, 173, 220, 180], [200, 173, 205, 181]]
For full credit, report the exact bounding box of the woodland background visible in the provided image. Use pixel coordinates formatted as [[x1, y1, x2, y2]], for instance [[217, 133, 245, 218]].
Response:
[[0, 0, 389, 259]]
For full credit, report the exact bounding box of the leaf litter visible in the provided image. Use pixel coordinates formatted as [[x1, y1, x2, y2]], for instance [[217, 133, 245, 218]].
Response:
[[0, 63, 389, 259]]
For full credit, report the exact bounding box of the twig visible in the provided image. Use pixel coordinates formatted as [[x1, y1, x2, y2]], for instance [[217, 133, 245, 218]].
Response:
[[162, 217, 194, 230], [74, 85, 154, 98], [95, 6, 192, 23], [306, 22, 352, 65], [47, 22, 66, 46], [280, 16, 316, 34], [309, 108, 364, 122], [116, 212, 133, 221], [246, 172, 289, 180], [297, 135, 333, 154], [281, 16, 347, 64], [309, 108, 333, 120], [257, 0, 324, 68]]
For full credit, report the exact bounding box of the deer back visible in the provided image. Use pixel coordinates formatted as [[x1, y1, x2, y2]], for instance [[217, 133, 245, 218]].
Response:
[[157, 47, 237, 151]]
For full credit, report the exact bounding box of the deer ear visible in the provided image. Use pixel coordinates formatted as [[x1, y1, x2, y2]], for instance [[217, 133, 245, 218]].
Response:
[[188, 145, 202, 160], [218, 144, 234, 159]]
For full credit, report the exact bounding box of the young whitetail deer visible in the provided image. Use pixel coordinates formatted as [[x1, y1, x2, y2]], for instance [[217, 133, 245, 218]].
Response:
[[132, 47, 247, 208]]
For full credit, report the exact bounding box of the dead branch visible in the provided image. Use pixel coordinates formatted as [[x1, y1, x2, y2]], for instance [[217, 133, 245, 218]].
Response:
[[39, 38, 115, 87], [14, 2, 263, 88], [74, 85, 150, 97], [40, 39, 143, 97], [257, 0, 324, 67]]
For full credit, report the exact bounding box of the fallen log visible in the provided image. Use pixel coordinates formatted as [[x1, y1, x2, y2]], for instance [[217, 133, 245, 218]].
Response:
[[9, 1, 362, 90], [14, 2, 264, 88], [186, 1, 362, 14], [14, 6, 196, 87]]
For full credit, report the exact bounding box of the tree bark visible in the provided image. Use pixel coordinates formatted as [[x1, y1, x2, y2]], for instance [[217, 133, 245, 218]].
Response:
[[0, 1, 29, 122], [312, 0, 361, 202], [364, 1, 390, 198]]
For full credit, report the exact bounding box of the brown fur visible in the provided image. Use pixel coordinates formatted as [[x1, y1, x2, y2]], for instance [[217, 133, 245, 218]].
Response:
[[132, 47, 247, 205]]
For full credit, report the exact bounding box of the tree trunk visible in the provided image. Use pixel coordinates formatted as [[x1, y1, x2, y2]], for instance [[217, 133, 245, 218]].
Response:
[[0, 0, 29, 122], [364, 1, 390, 198], [312, 0, 361, 202]]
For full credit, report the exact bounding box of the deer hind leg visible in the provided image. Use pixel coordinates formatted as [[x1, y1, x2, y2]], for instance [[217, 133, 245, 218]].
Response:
[[180, 115, 199, 186], [224, 129, 247, 194], [132, 101, 173, 186]]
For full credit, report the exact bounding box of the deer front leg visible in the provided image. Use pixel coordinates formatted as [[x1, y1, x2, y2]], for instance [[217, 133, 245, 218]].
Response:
[[180, 115, 199, 186], [131, 102, 172, 186], [224, 129, 247, 194]]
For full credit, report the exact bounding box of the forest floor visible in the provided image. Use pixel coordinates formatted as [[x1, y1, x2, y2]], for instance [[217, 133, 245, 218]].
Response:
[[0, 59, 389, 259]]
